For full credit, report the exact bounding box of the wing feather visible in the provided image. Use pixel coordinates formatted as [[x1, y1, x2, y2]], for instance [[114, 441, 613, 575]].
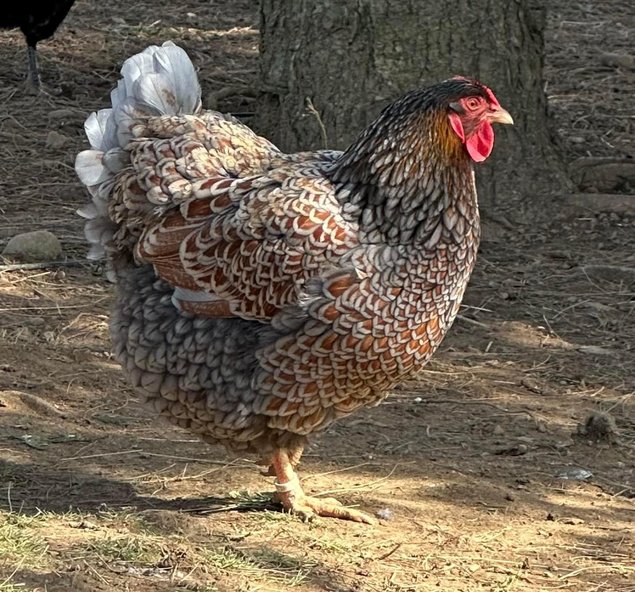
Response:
[[136, 165, 359, 321]]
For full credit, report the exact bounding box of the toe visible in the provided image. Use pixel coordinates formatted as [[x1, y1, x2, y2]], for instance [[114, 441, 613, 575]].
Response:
[[320, 497, 344, 506], [304, 496, 376, 525]]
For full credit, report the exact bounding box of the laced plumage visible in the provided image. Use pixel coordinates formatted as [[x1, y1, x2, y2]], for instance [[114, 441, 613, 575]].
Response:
[[76, 42, 512, 523]]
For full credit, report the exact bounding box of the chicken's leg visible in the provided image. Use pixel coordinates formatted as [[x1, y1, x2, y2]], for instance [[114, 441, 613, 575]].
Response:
[[27, 45, 41, 88], [271, 448, 375, 524]]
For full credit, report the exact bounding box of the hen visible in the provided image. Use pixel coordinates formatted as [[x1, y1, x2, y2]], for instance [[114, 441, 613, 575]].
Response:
[[76, 42, 512, 524], [1, 0, 76, 87]]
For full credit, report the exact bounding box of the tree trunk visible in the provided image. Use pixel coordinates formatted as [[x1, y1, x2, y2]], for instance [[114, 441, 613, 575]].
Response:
[[256, 0, 570, 212]]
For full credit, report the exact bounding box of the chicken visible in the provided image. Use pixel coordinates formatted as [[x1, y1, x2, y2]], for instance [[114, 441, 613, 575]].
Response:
[[1, 1, 76, 87], [75, 42, 513, 524]]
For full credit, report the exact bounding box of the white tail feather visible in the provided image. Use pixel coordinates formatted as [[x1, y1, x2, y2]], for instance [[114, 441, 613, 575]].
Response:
[[75, 150, 111, 186], [84, 109, 117, 151], [75, 41, 202, 263]]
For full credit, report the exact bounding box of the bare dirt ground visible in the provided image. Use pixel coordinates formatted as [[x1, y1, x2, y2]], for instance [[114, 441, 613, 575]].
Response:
[[0, 1, 633, 591]]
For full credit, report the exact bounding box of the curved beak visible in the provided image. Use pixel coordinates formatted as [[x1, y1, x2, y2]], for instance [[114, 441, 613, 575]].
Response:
[[489, 107, 514, 125]]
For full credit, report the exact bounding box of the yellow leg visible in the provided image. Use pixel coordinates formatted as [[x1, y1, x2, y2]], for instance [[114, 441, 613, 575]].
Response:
[[271, 448, 376, 524]]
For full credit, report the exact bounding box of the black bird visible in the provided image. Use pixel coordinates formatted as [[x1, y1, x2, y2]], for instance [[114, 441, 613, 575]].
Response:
[[1, 1, 77, 87]]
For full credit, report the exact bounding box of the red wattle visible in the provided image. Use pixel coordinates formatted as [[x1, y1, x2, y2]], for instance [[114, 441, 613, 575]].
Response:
[[465, 121, 494, 163]]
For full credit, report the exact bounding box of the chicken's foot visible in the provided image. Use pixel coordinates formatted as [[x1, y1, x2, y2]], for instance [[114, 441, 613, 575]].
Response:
[[271, 448, 376, 524]]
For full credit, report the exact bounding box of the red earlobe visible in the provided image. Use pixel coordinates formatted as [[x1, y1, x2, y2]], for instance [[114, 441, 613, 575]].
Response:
[[448, 112, 465, 141], [449, 113, 495, 162]]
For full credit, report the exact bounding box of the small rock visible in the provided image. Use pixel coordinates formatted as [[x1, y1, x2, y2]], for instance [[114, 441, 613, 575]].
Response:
[[93, 413, 131, 426], [19, 434, 48, 450], [2, 230, 62, 262], [556, 467, 593, 481], [43, 331, 57, 343], [546, 512, 555, 521], [45, 130, 70, 150], [521, 377, 547, 395], [492, 424, 505, 436], [505, 492, 515, 502], [69, 519, 99, 530], [376, 508, 394, 521], [575, 411, 619, 444], [494, 443, 528, 456], [599, 52, 635, 70]]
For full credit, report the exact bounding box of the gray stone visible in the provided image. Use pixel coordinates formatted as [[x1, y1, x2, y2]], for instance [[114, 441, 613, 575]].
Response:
[[2, 230, 62, 262], [45, 130, 71, 150]]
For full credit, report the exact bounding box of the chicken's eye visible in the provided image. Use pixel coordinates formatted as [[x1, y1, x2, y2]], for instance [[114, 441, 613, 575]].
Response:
[[465, 98, 481, 111]]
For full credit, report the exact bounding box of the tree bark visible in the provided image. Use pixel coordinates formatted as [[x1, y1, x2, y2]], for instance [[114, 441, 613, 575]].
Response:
[[256, 0, 570, 212]]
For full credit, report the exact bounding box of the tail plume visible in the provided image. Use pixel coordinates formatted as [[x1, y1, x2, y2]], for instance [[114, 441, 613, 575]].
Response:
[[75, 42, 201, 260]]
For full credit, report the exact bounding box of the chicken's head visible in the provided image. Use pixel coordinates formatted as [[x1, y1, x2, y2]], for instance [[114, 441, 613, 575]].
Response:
[[447, 77, 513, 163]]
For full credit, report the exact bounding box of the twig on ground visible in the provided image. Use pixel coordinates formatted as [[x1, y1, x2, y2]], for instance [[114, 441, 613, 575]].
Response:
[[456, 314, 490, 329], [374, 543, 402, 561], [0, 259, 87, 272]]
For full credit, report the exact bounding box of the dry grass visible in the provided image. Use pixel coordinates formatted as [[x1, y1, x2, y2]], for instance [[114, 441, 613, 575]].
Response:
[[544, 0, 633, 159]]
